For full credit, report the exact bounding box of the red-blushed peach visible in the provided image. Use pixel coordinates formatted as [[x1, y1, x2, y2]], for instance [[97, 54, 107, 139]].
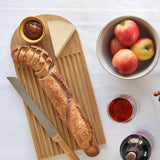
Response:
[[109, 37, 127, 56], [131, 37, 155, 61], [112, 49, 138, 75], [114, 20, 140, 46]]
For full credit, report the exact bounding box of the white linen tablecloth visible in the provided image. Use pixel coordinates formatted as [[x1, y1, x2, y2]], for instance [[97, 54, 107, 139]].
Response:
[[1, 1, 160, 159]]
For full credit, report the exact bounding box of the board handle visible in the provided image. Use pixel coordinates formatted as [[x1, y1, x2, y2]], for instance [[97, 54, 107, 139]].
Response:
[[52, 134, 80, 160]]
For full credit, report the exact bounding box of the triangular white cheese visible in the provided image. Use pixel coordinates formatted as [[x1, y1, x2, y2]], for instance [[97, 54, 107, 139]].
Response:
[[47, 20, 75, 57]]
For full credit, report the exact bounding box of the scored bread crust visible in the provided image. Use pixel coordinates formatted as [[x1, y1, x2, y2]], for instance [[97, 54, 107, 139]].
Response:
[[30, 48, 42, 66], [32, 57, 46, 72], [17, 46, 29, 63], [23, 46, 36, 65], [11, 45, 23, 62], [11, 45, 100, 157], [35, 57, 52, 78]]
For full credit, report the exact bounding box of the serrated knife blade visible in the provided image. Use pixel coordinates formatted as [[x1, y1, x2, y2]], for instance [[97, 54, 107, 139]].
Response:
[[7, 76, 79, 160], [7, 76, 58, 138]]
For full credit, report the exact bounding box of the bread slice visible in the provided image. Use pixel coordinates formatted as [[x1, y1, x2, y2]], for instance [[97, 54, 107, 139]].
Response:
[[18, 46, 29, 63], [23, 46, 36, 65], [47, 20, 75, 57], [30, 48, 42, 66], [32, 56, 45, 72], [41, 51, 49, 60], [35, 57, 53, 78], [11, 46, 22, 62]]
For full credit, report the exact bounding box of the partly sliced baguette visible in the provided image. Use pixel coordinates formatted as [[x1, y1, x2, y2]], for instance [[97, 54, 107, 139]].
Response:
[[11, 45, 100, 157]]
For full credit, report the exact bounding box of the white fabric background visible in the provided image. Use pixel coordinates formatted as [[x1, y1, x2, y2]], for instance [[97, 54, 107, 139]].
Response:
[[1, 1, 160, 160]]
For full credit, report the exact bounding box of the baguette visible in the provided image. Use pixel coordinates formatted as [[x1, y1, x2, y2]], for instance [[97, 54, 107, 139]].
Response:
[[11, 45, 100, 157]]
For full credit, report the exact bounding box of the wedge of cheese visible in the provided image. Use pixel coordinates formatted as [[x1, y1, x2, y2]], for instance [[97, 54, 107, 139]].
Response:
[[47, 20, 76, 57]]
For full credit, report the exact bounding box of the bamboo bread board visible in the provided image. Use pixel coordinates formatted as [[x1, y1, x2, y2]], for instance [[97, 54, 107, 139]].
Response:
[[10, 14, 106, 159]]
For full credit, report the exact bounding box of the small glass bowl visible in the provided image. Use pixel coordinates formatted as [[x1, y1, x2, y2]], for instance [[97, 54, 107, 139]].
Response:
[[107, 95, 137, 123]]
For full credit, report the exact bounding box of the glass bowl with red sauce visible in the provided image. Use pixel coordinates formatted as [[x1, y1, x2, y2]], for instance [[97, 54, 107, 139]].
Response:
[[19, 16, 45, 44], [107, 95, 137, 123]]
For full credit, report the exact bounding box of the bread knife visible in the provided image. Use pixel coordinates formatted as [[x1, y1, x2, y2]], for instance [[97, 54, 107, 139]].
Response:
[[7, 77, 79, 160]]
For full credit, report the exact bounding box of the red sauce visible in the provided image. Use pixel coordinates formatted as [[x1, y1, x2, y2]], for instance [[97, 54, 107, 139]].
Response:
[[108, 97, 133, 122], [23, 20, 43, 40]]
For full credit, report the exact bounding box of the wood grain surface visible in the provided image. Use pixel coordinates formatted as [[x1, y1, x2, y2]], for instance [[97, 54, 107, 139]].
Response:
[[10, 14, 106, 160]]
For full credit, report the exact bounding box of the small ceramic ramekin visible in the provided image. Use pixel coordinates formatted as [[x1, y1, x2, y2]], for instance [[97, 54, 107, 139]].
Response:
[[19, 16, 45, 44]]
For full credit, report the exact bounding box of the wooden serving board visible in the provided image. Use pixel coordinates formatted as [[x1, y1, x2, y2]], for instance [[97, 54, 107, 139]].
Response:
[[10, 14, 106, 159]]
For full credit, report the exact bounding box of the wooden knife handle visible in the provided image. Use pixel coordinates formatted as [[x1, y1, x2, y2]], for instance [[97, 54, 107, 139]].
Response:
[[52, 134, 80, 160]]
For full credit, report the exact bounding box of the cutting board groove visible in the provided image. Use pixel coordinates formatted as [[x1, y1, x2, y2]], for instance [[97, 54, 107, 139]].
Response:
[[11, 14, 105, 159]]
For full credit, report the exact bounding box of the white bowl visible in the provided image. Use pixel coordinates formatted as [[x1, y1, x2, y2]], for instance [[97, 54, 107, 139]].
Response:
[[96, 16, 160, 80]]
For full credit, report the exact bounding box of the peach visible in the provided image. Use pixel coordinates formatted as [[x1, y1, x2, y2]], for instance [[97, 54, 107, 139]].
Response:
[[114, 19, 140, 46], [131, 37, 155, 61], [112, 49, 138, 75], [109, 37, 127, 56]]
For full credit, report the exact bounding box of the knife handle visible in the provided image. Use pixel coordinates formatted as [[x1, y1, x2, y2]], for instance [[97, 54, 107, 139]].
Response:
[[52, 134, 80, 160]]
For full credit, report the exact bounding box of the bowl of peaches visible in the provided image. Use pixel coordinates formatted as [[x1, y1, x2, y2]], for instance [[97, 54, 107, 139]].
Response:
[[96, 16, 160, 79]]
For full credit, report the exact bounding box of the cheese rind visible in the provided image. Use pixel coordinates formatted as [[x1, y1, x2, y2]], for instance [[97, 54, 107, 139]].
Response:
[[47, 20, 75, 57]]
